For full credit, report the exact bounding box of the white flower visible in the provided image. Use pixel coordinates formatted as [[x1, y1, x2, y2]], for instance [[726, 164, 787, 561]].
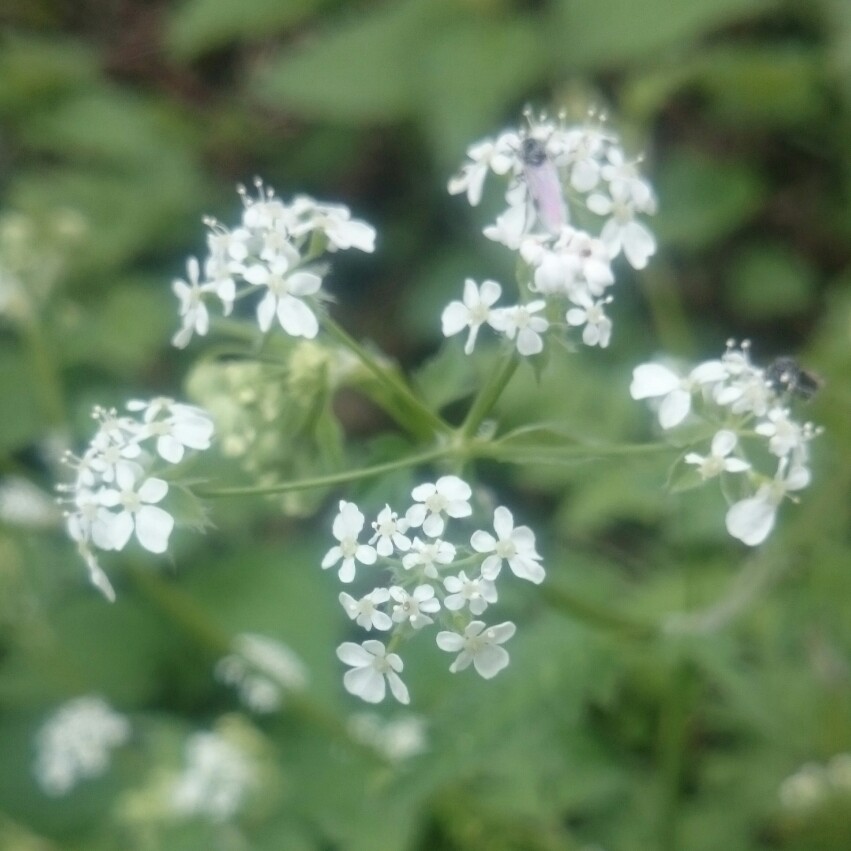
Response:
[[406, 475, 472, 537], [436, 620, 516, 678], [441, 279, 503, 355], [443, 571, 497, 615], [336, 640, 410, 704], [401, 537, 456, 579], [483, 202, 528, 249], [321, 501, 377, 583], [489, 301, 549, 356], [215, 633, 307, 713], [293, 198, 376, 252], [587, 183, 656, 269], [600, 147, 655, 209], [470, 506, 544, 584], [369, 505, 411, 556], [347, 713, 427, 762], [339, 588, 393, 631], [684, 430, 750, 480], [96, 467, 174, 554], [448, 134, 519, 206], [389, 584, 440, 629], [171, 731, 255, 822], [34, 696, 130, 795], [172, 257, 213, 349], [566, 292, 613, 348], [725, 459, 811, 546], [554, 126, 606, 192], [243, 248, 322, 338], [128, 398, 215, 464], [0, 476, 60, 529], [755, 407, 804, 458]]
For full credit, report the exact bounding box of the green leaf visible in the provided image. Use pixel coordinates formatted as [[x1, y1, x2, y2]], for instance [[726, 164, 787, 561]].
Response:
[[0, 343, 45, 451], [548, 0, 773, 70], [727, 243, 815, 318]]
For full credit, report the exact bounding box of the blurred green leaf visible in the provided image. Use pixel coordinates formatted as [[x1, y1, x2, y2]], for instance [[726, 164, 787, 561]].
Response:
[[727, 243, 815, 318], [0, 344, 44, 452]]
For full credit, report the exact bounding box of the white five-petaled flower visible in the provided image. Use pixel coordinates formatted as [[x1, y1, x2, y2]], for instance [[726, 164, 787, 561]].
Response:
[[127, 398, 214, 464], [389, 584, 441, 629], [443, 571, 497, 616], [96, 467, 174, 554], [336, 640, 410, 704], [448, 134, 518, 206], [755, 407, 805, 458], [565, 292, 613, 348], [441, 278, 503, 355], [243, 247, 322, 338], [406, 475, 472, 537], [684, 430, 750, 480], [34, 696, 131, 795], [401, 537, 456, 579], [436, 620, 516, 679], [291, 198, 377, 253], [587, 183, 656, 269], [369, 505, 411, 556], [172, 257, 213, 349], [471, 506, 545, 584], [489, 301, 549, 356], [321, 501, 377, 583], [725, 458, 811, 546], [339, 588, 392, 631]]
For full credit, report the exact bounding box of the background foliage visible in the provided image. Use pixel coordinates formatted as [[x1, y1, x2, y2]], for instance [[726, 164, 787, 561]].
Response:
[[1, 0, 851, 848]]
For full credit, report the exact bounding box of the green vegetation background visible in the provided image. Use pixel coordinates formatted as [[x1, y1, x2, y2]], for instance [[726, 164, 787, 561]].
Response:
[[1, 0, 851, 849]]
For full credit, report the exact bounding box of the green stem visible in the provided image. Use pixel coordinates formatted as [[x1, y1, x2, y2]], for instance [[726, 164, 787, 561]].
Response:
[[197, 443, 457, 498], [322, 315, 450, 441], [543, 584, 657, 639], [658, 661, 693, 851], [459, 350, 519, 439]]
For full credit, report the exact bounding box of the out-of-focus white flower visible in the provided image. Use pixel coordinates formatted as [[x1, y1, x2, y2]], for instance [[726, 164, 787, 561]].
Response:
[[339, 589, 393, 632], [489, 301, 549, 356], [565, 292, 613, 348], [34, 696, 130, 795], [172, 257, 214, 349], [684, 430, 750, 480], [587, 183, 657, 269], [128, 398, 214, 464], [436, 620, 516, 678], [401, 537, 456, 579], [347, 713, 427, 762], [443, 571, 497, 616], [336, 640, 409, 704], [171, 731, 255, 822], [448, 134, 519, 206], [321, 501, 377, 583], [0, 476, 60, 529], [389, 584, 440, 629], [406, 475, 472, 538], [441, 278, 503, 355], [755, 407, 806, 458], [471, 506, 544, 584]]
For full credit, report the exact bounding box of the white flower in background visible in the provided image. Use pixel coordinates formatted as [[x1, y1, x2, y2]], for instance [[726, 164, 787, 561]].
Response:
[[171, 731, 255, 822], [489, 301, 549, 356], [406, 475, 472, 537], [448, 133, 519, 205], [321, 501, 377, 583], [336, 640, 410, 704], [443, 571, 497, 616], [0, 476, 60, 529], [587, 183, 657, 269], [127, 398, 214, 464], [215, 633, 307, 713], [725, 458, 811, 546], [471, 506, 544, 584], [554, 126, 606, 192], [401, 537, 456, 579], [483, 202, 528, 249], [441, 278, 503, 355], [348, 713, 427, 762], [755, 407, 806, 458], [292, 198, 377, 252], [566, 292, 613, 348], [369, 505, 411, 556], [96, 467, 174, 554], [389, 584, 441, 629], [684, 430, 750, 480], [600, 147, 655, 208], [34, 696, 130, 795], [436, 620, 516, 679], [339, 588, 393, 631], [172, 256, 213, 349]]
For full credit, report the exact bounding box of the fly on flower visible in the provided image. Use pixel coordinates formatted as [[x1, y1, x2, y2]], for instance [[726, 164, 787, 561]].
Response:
[[765, 357, 822, 402], [519, 135, 566, 234]]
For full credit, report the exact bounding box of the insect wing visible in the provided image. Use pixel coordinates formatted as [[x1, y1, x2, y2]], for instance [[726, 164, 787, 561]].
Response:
[[523, 158, 566, 234]]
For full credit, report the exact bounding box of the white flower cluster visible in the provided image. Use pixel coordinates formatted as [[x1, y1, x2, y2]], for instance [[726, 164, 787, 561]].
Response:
[[347, 712, 427, 763], [172, 179, 376, 348], [215, 632, 308, 713], [322, 476, 544, 704], [58, 397, 215, 600], [34, 696, 131, 795], [170, 730, 256, 823], [630, 342, 820, 546], [779, 753, 851, 811], [445, 109, 656, 355]]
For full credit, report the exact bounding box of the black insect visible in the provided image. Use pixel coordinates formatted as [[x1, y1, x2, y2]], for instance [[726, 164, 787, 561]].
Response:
[[765, 357, 822, 401]]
